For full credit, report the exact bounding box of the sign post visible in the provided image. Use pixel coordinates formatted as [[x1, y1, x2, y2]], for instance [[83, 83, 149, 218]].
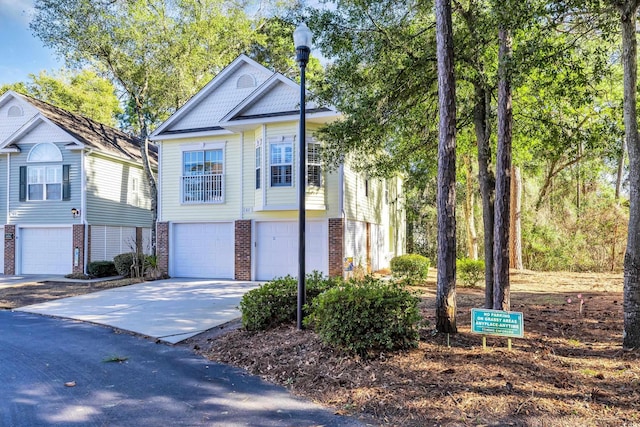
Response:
[[471, 308, 524, 350]]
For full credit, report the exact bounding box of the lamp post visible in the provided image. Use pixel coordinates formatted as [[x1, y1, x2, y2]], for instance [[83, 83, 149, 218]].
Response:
[[294, 23, 312, 331]]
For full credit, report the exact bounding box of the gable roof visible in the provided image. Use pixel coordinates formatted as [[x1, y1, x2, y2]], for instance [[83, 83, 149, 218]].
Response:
[[150, 54, 339, 140], [0, 91, 156, 165]]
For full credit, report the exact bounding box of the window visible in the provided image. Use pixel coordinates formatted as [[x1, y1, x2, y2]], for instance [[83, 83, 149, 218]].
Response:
[[21, 143, 68, 202], [270, 142, 293, 187], [255, 143, 261, 190], [307, 141, 321, 187], [27, 165, 62, 201], [182, 149, 224, 203]]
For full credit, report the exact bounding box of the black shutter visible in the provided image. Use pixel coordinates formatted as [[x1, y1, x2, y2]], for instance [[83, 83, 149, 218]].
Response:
[[62, 165, 70, 200], [19, 166, 26, 201]]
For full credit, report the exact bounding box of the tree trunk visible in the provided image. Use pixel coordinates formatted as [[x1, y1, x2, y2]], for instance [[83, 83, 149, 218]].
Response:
[[616, 136, 627, 201], [509, 166, 523, 270], [493, 27, 512, 311], [474, 83, 495, 309], [464, 156, 478, 260], [619, 0, 640, 349], [435, 0, 457, 333], [136, 107, 158, 257]]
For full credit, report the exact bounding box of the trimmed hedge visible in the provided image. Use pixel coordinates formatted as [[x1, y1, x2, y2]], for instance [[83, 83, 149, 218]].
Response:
[[390, 254, 430, 285], [306, 277, 421, 357], [87, 261, 118, 278], [457, 258, 485, 287], [239, 271, 340, 331]]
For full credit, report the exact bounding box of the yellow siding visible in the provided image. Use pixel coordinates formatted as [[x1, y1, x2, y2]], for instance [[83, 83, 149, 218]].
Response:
[[343, 162, 385, 224], [160, 134, 242, 221]]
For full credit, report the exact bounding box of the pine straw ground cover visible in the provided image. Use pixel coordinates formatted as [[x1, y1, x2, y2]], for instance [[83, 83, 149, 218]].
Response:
[[188, 270, 640, 427]]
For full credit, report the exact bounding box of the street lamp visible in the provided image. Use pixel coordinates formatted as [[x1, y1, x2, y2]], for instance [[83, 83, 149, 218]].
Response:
[[294, 22, 312, 331]]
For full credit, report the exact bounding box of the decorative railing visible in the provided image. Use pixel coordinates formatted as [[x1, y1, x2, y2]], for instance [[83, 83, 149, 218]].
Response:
[[182, 174, 224, 203]]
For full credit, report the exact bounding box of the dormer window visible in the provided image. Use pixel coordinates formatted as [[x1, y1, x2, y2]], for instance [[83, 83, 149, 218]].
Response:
[[237, 74, 256, 89], [8, 105, 23, 117]]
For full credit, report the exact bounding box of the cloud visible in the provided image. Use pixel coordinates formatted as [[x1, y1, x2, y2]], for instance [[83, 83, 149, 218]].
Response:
[[0, 0, 34, 25]]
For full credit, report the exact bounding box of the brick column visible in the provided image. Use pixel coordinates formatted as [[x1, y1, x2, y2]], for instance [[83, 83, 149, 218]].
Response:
[[328, 218, 344, 278], [72, 224, 86, 275], [4, 225, 15, 275], [86, 225, 92, 264], [135, 227, 143, 254], [235, 220, 252, 280], [156, 222, 169, 277]]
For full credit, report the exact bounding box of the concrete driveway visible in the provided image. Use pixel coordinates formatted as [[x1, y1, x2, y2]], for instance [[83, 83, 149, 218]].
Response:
[[15, 278, 262, 343]]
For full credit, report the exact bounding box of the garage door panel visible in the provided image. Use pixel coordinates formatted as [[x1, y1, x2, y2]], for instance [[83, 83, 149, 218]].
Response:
[[256, 221, 327, 281], [21, 227, 72, 274], [172, 223, 234, 279]]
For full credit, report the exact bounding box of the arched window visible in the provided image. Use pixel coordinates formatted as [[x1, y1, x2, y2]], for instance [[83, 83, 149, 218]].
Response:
[[8, 105, 23, 117], [236, 74, 256, 89], [27, 142, 63, 163]]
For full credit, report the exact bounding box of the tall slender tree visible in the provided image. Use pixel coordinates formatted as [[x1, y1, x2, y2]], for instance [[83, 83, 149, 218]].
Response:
[[616, 0, 640, 348], [435, 0, 458, 333]]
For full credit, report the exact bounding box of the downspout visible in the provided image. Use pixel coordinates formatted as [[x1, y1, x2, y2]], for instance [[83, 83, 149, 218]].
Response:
[[339, 163, 345, 278], [82, 149, 89, 273], [157, 142, 163, 222], [240, 133, 244, 219], [6, 153, 10, 224]]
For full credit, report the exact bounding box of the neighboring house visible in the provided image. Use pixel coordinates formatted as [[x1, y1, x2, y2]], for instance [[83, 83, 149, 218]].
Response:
[[150, 54, 405, 280], [0, 90, 154, 275]]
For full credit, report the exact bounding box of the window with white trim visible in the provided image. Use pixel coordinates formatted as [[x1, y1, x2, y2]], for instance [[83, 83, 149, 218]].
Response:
[[270, 142, 293, 187], [28, 165, 62, 200], [307, 140, 321, 187], [182, 149, 224, 203], [22, 143, 67, 202]]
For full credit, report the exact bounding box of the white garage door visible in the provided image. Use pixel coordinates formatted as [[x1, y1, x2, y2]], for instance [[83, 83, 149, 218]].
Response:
[[21, 227, 72, 274], [256, 221, 328, 281], [172, 223, 234, 278]]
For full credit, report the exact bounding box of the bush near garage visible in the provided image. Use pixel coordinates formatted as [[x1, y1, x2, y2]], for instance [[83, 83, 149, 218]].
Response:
[[113, 252, 146, 278], [305, 276, 422, 357], [87, 261, 118, 278], [240, 271, 340, 331], [390, 254, 430, 286]]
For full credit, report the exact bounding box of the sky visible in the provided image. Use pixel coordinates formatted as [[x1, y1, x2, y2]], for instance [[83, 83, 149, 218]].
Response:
[[0, 0, 62, 85]]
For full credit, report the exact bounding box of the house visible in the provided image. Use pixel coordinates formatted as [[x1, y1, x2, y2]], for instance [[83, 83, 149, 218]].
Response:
[[150, 55, 405, 280], [0, 90, 155, 275]]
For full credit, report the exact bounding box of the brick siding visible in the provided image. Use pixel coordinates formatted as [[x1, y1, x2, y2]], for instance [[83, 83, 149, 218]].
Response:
[[72, 224, 85, 275], [328, 218, 344, 278], [4, 225, 15, 275], [235, 220, 252, 280], [157, 222, 169, 276]]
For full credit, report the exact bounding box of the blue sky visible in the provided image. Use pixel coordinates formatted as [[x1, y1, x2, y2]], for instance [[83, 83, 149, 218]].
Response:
[[0, 0, 62, 85]]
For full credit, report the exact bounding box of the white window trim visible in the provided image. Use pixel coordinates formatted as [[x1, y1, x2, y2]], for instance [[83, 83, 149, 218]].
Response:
[[269, 138, 294, 188], [180, 141, 226, 204], [27, 165, 63, 201]]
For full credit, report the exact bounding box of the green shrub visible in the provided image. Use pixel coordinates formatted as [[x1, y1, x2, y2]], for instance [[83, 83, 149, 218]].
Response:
[[113, 252, 145, 278], [390, 254, 430, 285], [239, 271, 340, 331], [457, 258, 485, 287], [87, 261, 118, 278], [306, 277, 421, 357]]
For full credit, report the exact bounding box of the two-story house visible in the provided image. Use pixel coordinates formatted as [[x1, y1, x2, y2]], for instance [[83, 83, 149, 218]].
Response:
[[150, 55, 405, 280], [0, 91, 154, 275]]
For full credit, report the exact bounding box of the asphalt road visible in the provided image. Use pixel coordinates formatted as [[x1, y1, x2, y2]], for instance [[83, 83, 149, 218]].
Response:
[[0, 311, 365, 427]]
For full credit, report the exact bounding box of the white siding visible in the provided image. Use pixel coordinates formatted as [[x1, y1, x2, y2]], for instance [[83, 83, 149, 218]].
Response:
[[243, 82, 298, 116]]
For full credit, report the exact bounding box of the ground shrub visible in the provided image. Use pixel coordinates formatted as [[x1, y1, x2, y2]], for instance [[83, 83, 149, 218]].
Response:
[[87, 261, 118, 278], [240, 271, 340, 331], [390, 254, 430, 285], [457, 258, 484, 287], [306, 277, 421, 357], [113, 252, 146, 278]]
